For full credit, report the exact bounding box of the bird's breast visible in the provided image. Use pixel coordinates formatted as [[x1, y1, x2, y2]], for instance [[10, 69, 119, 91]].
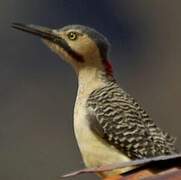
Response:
[[74, 94, 133, 176]]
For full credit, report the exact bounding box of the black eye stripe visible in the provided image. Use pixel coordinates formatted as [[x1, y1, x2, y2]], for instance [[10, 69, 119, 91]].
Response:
[[54, 36, 84, 62]]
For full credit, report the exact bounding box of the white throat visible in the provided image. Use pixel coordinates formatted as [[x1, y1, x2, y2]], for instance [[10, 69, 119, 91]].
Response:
[[77, 67, 106, 97]]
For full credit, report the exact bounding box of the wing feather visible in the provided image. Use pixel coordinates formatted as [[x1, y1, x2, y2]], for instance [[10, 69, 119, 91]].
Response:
[[87, 82, 176, 159]]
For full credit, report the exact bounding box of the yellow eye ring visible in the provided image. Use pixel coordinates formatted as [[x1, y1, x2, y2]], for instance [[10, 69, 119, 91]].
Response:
[[67, 32, 77, 40]]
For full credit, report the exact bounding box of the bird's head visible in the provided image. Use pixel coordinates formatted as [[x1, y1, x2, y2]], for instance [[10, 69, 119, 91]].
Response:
[[12, 23, 113, 75]]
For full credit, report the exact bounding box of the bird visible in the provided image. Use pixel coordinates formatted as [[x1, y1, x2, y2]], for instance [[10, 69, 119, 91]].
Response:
[[12, 23, 177, 177]]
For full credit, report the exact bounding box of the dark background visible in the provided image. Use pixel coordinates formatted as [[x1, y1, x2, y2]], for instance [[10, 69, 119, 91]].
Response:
[[0, 0, 181, 180]]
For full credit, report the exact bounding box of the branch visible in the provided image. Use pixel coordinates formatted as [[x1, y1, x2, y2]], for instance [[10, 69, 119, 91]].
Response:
[[60, 154, 181, 178]]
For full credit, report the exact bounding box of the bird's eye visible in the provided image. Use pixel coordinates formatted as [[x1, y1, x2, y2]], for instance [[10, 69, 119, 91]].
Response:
[[67, 32, 78, 41]]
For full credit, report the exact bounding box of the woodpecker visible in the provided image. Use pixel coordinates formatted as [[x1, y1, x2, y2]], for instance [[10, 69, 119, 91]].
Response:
[[12, 23, 176, 177]]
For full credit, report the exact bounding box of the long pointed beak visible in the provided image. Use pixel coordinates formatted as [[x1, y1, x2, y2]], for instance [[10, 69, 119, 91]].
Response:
[[12, 22, 58, 42], [12, 22, 84, 62]]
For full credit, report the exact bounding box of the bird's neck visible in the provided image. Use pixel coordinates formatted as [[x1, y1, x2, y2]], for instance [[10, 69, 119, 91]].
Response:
[[102, 59, 113, 76], [77, 65, 114, 97]]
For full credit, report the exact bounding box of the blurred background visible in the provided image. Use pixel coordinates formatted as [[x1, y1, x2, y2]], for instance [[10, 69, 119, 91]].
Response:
[[0, 0, 181, 179]]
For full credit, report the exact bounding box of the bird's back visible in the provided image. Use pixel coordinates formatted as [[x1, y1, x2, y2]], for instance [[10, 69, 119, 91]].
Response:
[[87, 80, 177, 160]]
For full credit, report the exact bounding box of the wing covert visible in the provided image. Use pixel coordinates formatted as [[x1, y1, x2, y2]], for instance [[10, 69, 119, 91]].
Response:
[[87, 82, 176, 159]]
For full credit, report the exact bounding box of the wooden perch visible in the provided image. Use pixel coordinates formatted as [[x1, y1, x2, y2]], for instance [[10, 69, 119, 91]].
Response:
[[61, 154, 181, 179]]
